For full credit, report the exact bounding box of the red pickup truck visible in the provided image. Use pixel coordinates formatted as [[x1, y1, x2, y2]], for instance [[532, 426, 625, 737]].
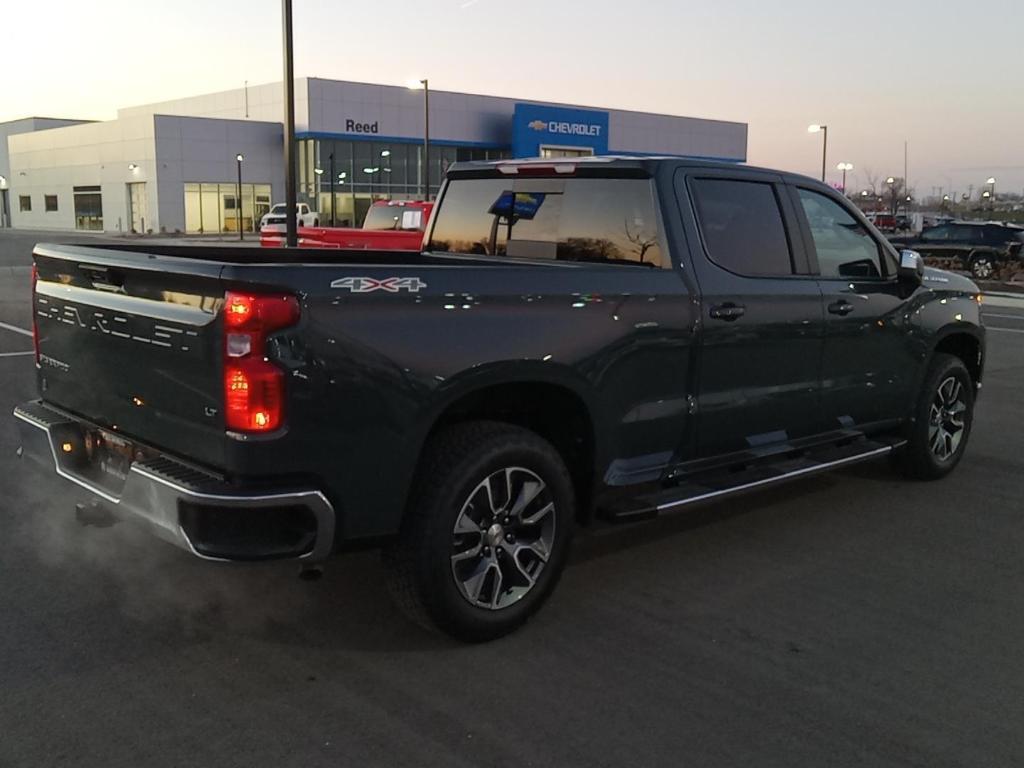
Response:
[[260, 200, 432, 250]]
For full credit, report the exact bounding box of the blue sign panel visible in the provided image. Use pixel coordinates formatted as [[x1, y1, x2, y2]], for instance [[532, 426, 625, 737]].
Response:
[[488, 191, 547, 220], [512, 103, 610, 158]]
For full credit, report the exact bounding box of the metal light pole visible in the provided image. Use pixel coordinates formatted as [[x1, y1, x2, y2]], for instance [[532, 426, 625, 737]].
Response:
[[809, 124, 828, 182], [423, 80, 430, 199], [409, 79, 430, 199], [329, 152, 336, 227], [987, 177, 996, 209], [836, 162, 853, 193], [236, 154, 245, 240], [281, 0, 298, 247], [314, 166, 323, 219]]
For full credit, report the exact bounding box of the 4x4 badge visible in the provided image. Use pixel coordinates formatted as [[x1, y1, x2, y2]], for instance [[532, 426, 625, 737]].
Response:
[[330, 276, 427, 293]]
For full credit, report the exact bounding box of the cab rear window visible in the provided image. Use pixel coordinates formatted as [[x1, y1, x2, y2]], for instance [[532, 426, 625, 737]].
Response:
[[427, 177, 666, 267]]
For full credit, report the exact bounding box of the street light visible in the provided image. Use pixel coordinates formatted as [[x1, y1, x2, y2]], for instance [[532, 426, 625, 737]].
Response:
[[281, 0, 298, 247], [986, 176, 996, 206], [312, 167, 324, 225], [0, 175, 6, 188], [235, 153, 245, 241], [836, 162, 853, 192], [808, 124, 828, 182], [409, 78, 430, 198], [128, 163, 138, 171], [885, 177, 898, 216], [328, 153, 336, 227]]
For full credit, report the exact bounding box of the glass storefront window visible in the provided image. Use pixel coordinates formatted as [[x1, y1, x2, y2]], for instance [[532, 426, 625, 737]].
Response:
[[183, 183, 272, 234], [73, 186, 103, 231], [297, 138, 511, 227]]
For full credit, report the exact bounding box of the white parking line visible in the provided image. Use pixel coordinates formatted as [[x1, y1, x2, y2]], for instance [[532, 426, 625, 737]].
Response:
[[983, 313, 1024, 320], [987, 327, 1024, 335], [0, 321, 32, 338], [0, 351, 34, 357]]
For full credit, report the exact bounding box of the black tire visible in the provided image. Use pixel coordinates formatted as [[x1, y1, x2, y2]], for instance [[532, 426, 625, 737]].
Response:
[[384, 421, 575, 642], [313, 219, 319, 227], [969, 252, 995, 280], [893, 353, 975, 480]]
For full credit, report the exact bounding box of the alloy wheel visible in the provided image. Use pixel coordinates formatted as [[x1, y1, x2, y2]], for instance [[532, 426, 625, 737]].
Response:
[[928, 376, 967, 462], [972, 258, 993, 279], [450, 467, 556, 610]]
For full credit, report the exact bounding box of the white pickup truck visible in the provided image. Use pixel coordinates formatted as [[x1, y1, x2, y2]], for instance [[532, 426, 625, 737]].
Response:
[[259, 203, 319, 229]]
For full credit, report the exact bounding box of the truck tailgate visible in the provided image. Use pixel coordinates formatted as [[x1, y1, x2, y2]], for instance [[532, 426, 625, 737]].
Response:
[[33, 244, 227, 469]]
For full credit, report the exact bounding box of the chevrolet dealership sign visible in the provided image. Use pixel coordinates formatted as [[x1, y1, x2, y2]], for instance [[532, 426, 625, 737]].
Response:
[[513, 104, 610, 157], [529, 118, 603, 137]]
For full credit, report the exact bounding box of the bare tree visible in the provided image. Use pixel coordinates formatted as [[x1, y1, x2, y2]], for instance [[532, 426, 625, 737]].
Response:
[[862, 167, 880, 196], [625, 219, 658, 263]]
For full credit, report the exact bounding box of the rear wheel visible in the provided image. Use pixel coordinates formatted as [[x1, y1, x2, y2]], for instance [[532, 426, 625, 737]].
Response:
[[969, 253, 995, 280], [894, 353, 975, 479], [384, 422, 575, 642]]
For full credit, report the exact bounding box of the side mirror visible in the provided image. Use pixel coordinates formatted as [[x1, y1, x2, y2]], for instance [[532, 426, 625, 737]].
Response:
[[898, 249, 924, 284]]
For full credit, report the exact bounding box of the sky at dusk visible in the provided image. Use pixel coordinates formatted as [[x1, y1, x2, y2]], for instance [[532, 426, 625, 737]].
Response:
[[5, 0, 1022, 198]]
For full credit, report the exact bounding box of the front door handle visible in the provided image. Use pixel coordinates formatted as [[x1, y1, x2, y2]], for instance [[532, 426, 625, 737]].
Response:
[[828, 300, 855, 316], [709, 302, 746, 321]]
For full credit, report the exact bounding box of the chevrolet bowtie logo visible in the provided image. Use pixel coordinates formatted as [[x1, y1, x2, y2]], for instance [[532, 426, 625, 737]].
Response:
[[528, 120, 547, 131]]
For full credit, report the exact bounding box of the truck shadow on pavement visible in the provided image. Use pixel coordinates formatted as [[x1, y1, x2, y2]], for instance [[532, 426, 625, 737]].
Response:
[[7, 461, 896, 654]]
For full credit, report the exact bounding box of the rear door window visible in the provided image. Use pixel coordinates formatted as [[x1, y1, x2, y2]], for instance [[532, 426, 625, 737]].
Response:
[[689, 178, 794, 276], [797, 189, 887, 279], [427, 177, 666, 267], [920, 225, 951, 242], [952, 225, 979, 243]]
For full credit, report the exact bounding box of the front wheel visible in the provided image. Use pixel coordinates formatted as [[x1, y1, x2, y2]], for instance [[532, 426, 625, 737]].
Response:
[[384, 422, 575, 642], [893, 353, 975, 479]]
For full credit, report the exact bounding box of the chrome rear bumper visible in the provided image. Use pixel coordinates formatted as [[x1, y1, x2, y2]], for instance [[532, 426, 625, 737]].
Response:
[[14, 400, 336, 563]]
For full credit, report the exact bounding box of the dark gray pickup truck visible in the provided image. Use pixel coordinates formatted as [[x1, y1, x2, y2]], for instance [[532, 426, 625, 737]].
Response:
[[15, 157, 985, 641]]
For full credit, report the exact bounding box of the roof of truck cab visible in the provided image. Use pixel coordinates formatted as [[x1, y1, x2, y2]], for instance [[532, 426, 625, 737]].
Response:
[[446, 155, 825, 187]]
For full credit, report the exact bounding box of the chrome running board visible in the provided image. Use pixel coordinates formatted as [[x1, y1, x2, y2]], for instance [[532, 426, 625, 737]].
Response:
[[600, 437, 905, 523]]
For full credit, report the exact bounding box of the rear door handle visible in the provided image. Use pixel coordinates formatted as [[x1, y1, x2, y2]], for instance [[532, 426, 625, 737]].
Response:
[[828, 300, 855, 316], [709, 303, 746, 321]]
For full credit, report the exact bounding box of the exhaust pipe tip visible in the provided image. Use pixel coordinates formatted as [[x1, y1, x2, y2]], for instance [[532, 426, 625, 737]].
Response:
[[75, 501, 118, 528]]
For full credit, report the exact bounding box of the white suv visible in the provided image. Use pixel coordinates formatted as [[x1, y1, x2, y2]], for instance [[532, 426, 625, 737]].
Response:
[[260, 203, 319, 229]]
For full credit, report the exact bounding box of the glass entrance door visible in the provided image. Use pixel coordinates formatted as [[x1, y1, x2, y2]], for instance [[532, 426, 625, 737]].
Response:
[[0, 190, 9, 227], [127, 182, 147, 233]]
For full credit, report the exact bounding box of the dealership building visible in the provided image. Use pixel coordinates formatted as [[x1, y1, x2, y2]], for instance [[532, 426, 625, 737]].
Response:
[[0, 78, 747, 233]]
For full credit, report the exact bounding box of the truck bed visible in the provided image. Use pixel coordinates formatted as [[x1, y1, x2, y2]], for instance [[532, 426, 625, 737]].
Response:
[[69, 242, 451, 266]]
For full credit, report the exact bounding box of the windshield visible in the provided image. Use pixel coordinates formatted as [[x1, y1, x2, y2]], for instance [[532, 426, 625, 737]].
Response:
[[269, 204, 287, 214], [427, 177, 666, 267], [362, 206, 403, 230]]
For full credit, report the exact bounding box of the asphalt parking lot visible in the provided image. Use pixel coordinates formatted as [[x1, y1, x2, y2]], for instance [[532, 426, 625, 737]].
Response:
[[1, 229, 1023, 767]]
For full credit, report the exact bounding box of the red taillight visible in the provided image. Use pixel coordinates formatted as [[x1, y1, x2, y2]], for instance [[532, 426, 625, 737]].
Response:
[[222, 291, 299, 434], [225, 362, 285, 432], [31, 264, 40, 366], [224, 292, 299, 333]]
